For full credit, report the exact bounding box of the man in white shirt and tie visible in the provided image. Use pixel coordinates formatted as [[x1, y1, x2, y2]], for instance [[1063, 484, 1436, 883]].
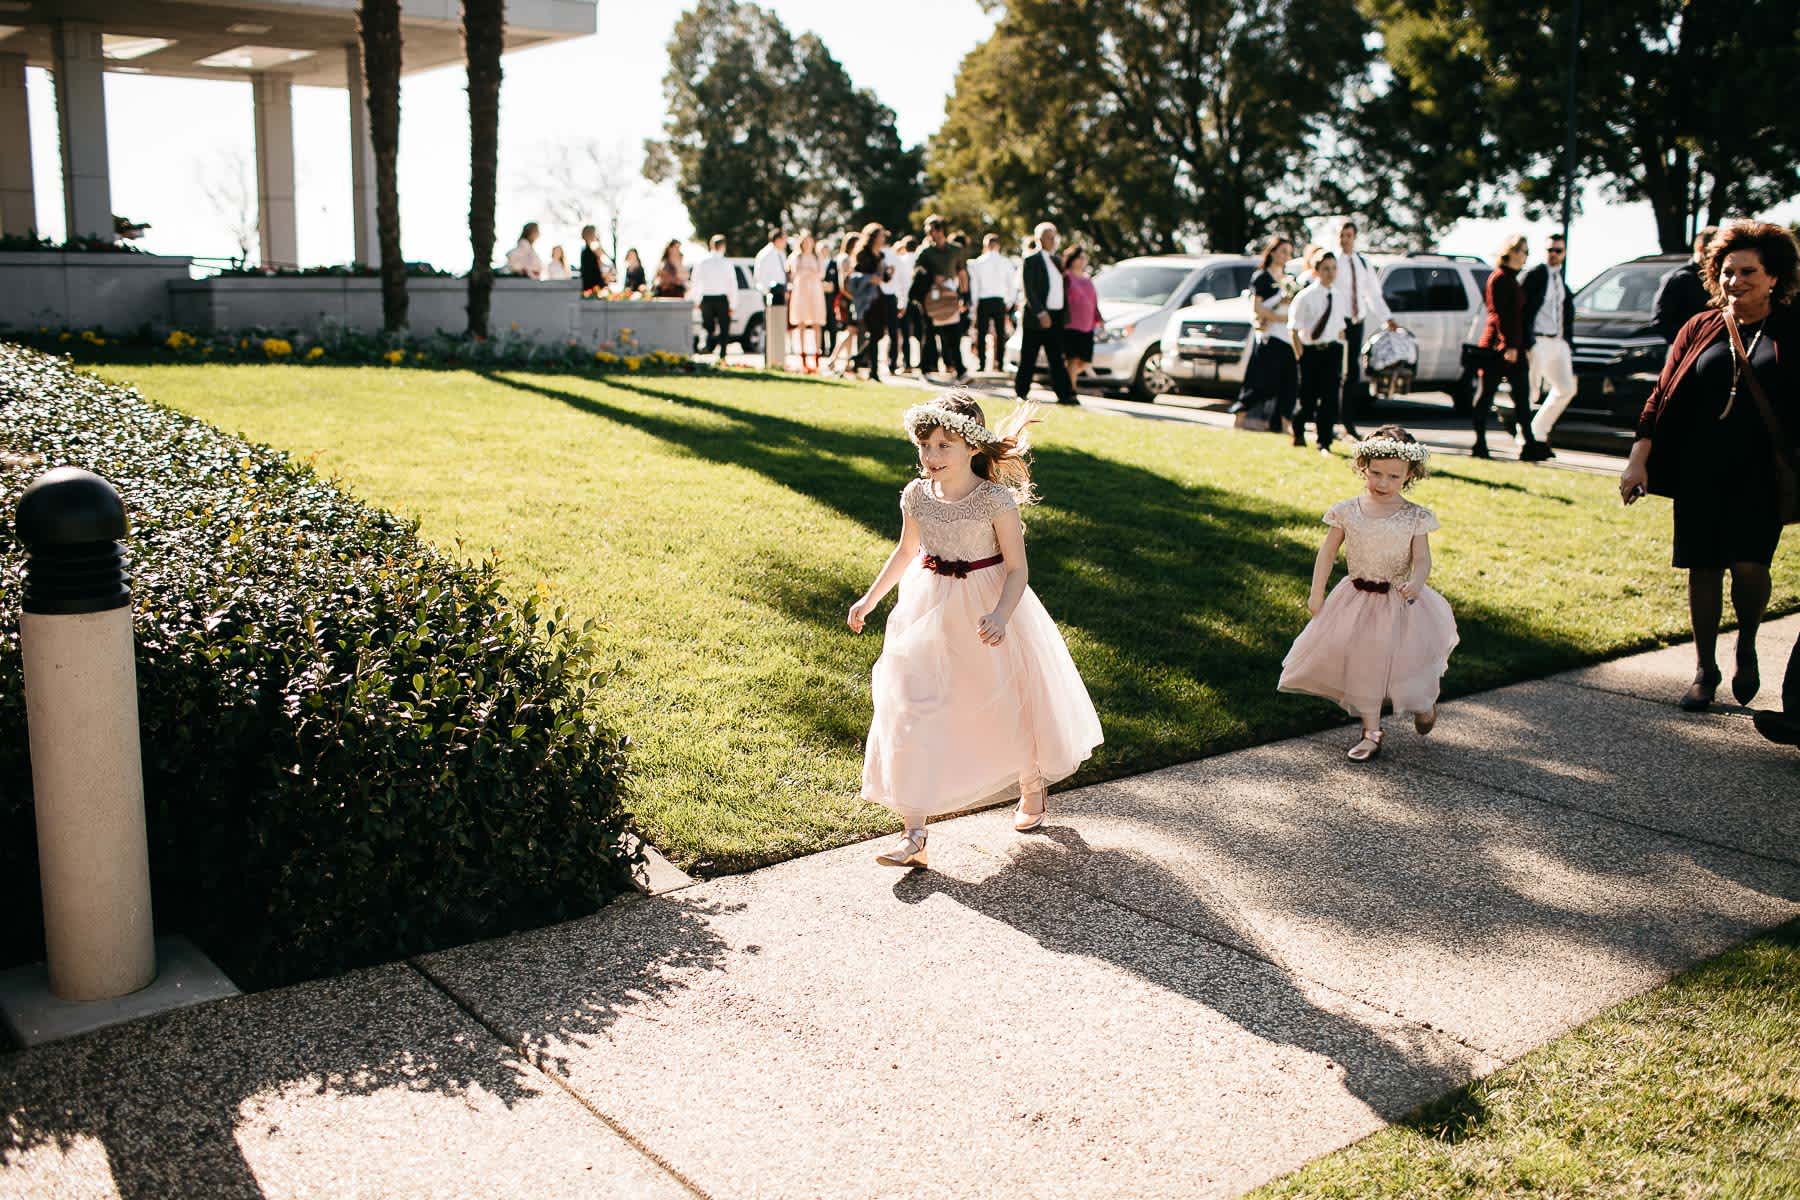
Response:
[[1520, 233, 1574, 460], [754, 228, 788, 300], [1290, 249, 1348, 453], [968, 232, 1018, 373], [1332, 220, 1396, 439], [692, 234, 737, 360]]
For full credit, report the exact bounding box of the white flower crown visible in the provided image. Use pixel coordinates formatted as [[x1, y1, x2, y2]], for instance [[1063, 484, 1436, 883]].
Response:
[[1354, 436, 1428, 463], [903, 403, 1002, 447]]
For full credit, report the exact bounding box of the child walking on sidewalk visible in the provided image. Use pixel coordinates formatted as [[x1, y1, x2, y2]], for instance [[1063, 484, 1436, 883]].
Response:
[[1279, 426, 1459, 761], [848, 394, 1102, 867]]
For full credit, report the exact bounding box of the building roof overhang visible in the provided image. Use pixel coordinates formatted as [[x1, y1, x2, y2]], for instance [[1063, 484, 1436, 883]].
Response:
[[0, 0, 596, 86]]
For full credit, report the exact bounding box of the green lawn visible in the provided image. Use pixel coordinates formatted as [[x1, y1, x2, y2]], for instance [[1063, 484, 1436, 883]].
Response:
[[1252, 919, 1800, 1198], [102, 364, 1799, 872]]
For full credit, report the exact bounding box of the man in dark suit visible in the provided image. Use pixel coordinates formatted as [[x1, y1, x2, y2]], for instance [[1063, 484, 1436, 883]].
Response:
[[1517, 233, 1576, 461], [1016, 221, 1076, 405], [1652, 226, 1717, 343]]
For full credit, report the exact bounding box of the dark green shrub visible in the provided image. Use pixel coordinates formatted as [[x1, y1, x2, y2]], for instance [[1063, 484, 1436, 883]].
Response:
[[0, 344, 635, 989]]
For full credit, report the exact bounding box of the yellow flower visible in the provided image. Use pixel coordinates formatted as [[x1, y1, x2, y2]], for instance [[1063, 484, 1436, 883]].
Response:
[[623, 356, 642, 371], [57, 332, 71, 342], [262, 337, 293, 358], [80, 329, 101, 343], [202, 347, 214, 356], [306, 346, 325, 360], [165, 330, 196, 350], [413, 351, 425, 362], [594, 350, 620, 365], [239, 338, 249, 349], [383, 349, 405, 365]]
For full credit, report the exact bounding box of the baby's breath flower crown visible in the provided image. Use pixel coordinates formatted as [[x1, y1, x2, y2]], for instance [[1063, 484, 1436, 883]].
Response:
[[1354, 436, 1428, 464], [903, 402, 1002, 447]]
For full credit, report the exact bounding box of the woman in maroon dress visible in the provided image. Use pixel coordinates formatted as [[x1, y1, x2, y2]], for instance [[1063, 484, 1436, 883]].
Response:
[[1473, 235, 1551, 461], [1620, 221, 1799, 710]]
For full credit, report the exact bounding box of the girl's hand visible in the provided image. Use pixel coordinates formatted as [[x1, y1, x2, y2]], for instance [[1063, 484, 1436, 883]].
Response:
[[1398, 582, 1419, 604], [977, 612, 1007, 646], [1307, 593, 1324, 617], [847, 598, 871, 633]]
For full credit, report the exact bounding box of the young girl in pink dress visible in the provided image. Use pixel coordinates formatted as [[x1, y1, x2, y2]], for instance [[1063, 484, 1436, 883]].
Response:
[[848, 394, 1103, 867], [1279, 425, 1459, 762]]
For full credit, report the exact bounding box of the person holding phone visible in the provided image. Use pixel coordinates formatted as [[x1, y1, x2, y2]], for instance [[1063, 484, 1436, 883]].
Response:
[[1620, 221, 1799, 712]]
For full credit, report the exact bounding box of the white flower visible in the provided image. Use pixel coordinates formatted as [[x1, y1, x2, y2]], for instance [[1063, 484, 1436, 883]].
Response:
[[1355, 436, 1428, 463], [903, 403, 1002, 447]]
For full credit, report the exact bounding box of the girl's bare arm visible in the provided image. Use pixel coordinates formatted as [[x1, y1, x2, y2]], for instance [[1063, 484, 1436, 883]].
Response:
[[848, 512, 921, 632]]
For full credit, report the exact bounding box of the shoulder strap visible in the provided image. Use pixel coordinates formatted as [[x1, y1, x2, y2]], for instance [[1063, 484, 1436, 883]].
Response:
[[1726, 310, 1786, 447]]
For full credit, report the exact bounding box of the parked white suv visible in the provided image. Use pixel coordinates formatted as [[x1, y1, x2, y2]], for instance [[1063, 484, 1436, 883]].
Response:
[[1159, 253, 1493, 400], [1006, 254, 1256, 399]]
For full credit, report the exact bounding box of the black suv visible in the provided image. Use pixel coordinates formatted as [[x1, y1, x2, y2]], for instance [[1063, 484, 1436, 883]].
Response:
[[1570, 253, 1687, 424]]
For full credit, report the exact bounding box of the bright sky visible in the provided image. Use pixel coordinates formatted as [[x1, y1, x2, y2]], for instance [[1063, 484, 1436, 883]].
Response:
[[22, 0, 1796, 288]]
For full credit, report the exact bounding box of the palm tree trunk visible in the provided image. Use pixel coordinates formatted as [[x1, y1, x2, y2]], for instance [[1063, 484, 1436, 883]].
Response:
[[359, 0, 408, 332], [464, 0, 504, 338]]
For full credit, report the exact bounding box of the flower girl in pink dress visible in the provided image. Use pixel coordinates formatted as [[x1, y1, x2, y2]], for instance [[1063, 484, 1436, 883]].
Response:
[[1279, 425, 1459, 762], [848, 394, 1103, 868]]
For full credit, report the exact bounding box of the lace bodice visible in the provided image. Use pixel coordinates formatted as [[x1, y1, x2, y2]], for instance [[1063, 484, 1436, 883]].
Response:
[[902, 478, 1017, 560], [1325, 497, 1439, 585]]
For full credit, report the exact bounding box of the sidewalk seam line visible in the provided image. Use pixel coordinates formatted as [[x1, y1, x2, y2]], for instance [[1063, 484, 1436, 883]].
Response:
[[1390, 758, 1800, 872], [405, 957, 715, 1200]]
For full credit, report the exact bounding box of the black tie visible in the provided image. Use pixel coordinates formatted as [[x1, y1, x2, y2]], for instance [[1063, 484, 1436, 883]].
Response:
[[1310, 293, 1334, 342]]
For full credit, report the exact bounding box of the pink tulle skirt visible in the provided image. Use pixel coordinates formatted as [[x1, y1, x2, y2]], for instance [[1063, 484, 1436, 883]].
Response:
[[862, 565, 1102, 818], [1278, 578, 1459, 717]]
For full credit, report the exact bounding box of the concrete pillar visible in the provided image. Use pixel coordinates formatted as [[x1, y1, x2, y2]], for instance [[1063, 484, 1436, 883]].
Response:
[[345, 43, 378, 267], [0, 54, 35, 237], [252, 74, 298, 268], [51, 21, 111, 240]]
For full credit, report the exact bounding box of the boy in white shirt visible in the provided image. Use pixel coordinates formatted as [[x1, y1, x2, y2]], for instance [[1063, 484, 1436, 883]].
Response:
[[1289, 250, 1347, 453], [968, 232, 1018, 373]]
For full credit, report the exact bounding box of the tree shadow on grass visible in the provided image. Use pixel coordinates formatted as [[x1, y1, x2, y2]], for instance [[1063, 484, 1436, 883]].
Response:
[[0, 895, 734, 1199], [480, 367, 1608, 798]]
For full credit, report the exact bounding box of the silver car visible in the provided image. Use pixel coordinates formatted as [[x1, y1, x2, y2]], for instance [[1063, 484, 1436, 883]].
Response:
[[1006, 254, 1256, 400], [1160, 253, 1494, 398]]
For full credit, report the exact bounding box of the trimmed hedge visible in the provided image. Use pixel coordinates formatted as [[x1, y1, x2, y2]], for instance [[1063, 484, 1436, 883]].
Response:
[[0, 344, 635, 988]]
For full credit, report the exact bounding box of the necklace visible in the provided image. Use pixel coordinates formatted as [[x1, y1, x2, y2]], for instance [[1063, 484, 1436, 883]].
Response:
[[1723, 313, 1766, 421]]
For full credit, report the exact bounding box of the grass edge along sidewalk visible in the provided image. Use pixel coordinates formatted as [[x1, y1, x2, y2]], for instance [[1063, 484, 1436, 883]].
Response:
[[93, 362, 1800, 874], [1251, 918, 1800, 1199]]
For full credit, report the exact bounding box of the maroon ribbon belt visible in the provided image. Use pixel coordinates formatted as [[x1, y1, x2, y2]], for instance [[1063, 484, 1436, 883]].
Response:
[[1351, 578, 1391, 594], [922, 553, 1004, 578]]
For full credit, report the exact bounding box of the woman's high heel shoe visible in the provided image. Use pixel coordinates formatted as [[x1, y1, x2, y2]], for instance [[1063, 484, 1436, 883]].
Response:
[[1347, 729, 1384, 762], [1733, 645, 1761, 705], [1680, 667, 1722, 712], [1014, 790, 1047, 832]]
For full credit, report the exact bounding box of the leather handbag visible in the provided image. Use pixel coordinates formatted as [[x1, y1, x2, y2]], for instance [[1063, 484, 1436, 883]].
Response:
[[1460, 342, 1505, 372], [924, 278, 962, 327], [1727, 311, 1800, 525]]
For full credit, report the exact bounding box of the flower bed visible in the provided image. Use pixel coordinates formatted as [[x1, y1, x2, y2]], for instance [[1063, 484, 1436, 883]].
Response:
[[8, 322, 703, 375], [0, 344, 638, 989]]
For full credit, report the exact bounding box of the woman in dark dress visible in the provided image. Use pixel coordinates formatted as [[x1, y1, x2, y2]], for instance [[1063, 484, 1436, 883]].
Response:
[[1621, 221, 1800, 710], [1473, 235, 1551, 461], [622, 247, 646, 292], [578, 225, 608, 297]]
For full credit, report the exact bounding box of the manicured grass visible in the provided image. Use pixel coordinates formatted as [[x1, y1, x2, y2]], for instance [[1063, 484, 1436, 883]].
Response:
[[102, 364, 1799, 872], [1252, 919, 1800, 1198]]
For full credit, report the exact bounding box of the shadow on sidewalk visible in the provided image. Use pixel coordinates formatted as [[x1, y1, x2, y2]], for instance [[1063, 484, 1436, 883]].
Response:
[[0, 896, 735, 1199]]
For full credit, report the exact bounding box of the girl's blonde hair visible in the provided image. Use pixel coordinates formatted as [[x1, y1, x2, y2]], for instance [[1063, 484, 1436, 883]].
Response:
[[1494, 233, 1528, 265], [904, 390, 1040, 506], [1352, 423, 1428, 489]]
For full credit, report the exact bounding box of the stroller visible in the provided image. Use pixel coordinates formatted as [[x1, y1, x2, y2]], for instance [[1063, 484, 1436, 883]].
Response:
[[1363, 326, 1419, 403]]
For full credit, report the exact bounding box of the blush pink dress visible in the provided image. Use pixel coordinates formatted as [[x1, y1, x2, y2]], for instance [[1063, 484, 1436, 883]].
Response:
[[1278, 497, 1458, 717], [862, 479, 1103, 819]]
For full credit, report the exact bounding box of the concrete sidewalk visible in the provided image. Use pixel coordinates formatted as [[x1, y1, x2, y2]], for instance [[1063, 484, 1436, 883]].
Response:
[[4, 618, 1798, 1199]]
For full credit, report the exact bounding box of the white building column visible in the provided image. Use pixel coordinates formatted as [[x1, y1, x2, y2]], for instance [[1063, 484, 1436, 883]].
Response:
[[251, 73, 297, 267], [51, 21, 111, 240], [0, 54, 35, 237], [344, 43, 378, 266]]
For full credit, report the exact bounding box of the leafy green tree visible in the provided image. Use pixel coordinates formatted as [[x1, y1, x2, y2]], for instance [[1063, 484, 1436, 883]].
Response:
[[645, 0, 923, 248], [923, 0, 1372, 258], [1358, 1, 1800, 252], [463, 0, 503, 337]]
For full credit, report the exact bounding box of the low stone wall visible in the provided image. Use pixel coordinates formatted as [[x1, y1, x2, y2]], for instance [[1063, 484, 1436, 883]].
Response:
[[0, 252, 194, 333], [165, 278, 695, 355]]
